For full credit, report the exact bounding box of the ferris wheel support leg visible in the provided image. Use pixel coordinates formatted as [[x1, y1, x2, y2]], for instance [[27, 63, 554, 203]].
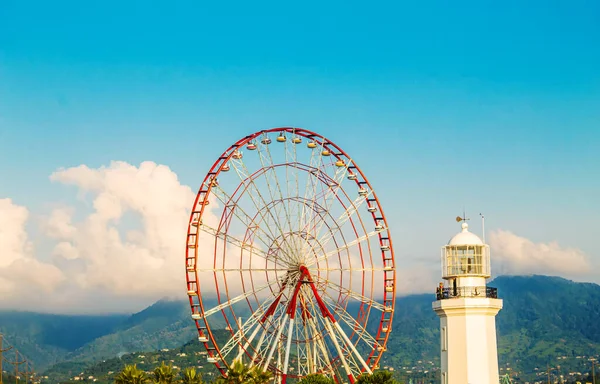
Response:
[[236, 322, 262, 362], [277, 340, 282, 384], [249, 325, 269, 368], [324, 319, 355, 384], [311, 333, 318, 374], [305, 314, 325, 373], [263, 314, 289, 372], [333, 322, 372, 374], [301, 265, 355, 380], [246, 283, 289, 367], [281, 318, 295, 384], [303, 319, 314, 374], [318, 326, 338, 377], [311, 318, 335, 375]]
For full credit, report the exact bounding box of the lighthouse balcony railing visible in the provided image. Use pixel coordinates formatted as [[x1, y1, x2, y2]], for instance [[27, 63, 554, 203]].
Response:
[[435, 286, 498, 300]]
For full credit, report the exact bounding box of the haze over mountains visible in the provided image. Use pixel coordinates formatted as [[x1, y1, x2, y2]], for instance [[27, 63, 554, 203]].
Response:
[[1, 275, 599, 377]]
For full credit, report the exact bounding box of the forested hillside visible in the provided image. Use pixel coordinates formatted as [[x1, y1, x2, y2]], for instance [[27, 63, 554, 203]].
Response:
[[1, 275, 599, 382]]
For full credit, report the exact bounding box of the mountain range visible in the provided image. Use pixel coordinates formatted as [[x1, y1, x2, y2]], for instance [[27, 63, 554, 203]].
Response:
[[1, 275, 599, 381]]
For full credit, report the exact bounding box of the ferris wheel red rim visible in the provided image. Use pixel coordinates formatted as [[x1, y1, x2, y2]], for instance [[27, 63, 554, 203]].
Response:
[[185, 127, 396, 381]]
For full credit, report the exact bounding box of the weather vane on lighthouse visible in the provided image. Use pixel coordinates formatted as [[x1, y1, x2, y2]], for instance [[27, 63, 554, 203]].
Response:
[[455, 211, 469, 223]]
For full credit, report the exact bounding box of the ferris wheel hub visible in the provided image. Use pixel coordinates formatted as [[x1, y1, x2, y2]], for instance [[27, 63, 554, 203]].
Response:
[[266, 230, 325, 268]]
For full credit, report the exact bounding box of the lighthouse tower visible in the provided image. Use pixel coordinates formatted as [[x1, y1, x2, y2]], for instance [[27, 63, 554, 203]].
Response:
[[432, 219, 503, 384]]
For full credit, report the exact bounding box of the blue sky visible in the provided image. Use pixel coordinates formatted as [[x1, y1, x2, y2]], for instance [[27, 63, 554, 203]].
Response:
[[0, 1, 599, 311]]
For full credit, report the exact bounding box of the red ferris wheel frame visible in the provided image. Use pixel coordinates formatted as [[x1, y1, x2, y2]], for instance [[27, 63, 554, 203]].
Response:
[[185, 127, 396, 383]]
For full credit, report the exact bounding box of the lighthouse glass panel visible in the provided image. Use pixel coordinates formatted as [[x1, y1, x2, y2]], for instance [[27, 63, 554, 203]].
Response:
[[441, 245, 491, 278]]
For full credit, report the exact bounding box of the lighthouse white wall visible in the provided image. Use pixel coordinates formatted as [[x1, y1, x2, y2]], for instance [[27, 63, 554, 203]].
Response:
[[455, 276, 486, 288], [433, 298, 503, 384]]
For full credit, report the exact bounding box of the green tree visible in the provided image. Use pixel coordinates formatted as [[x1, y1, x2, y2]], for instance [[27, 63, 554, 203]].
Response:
[[115, 364, 150, 384], [298, 373, 335, 384], [181, 367, 203, 384], [356, 371, 397, 384], [249, 367, 272, 384], [152, 362, 176, 384], [218, 360, 252, 384], [216, 360, 273, 384]]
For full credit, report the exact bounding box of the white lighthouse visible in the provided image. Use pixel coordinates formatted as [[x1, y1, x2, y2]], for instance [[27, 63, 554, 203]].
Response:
[[432, 218, 503, 384]]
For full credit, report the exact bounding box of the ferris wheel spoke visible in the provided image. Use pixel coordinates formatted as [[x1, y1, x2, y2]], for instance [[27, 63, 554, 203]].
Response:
[[289, 132, 301, 232], [305, 164, 329, 243], [228, 156, 295, 261], [304, 141, 347, 231], [321, 293, 383, 351], [299, 139, 329, 244], [298, 176, 338, 253], [197, 223, 288, 269], [198, 223, 266, 256], [248, 303, 287, 367], [219, 298, 277, 360], [312, 267, 386, 272], [198, 267, 285, 272], [256, 141, 297, 259], [211, 181, 288, 254], [231, 321, 263, 362], [203, 279, 281, 318], [309, 227, 386, 267], [297, 145, 320, 242], [311, 276, 385, 312], [262, 313, 289, 372], [316, 191, 373, 249], [308, 159, 352, 246], [283, 133, 299, 239], [210, 184, 278, 252]]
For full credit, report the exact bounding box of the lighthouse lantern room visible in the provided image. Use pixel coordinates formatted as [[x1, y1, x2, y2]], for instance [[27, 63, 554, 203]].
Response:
[[442, 221, 491, 297]]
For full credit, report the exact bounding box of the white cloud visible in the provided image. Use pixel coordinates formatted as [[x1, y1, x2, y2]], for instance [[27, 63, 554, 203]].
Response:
[[0, 198, 65, 295], [488, 229, 593, 279], [0, 198, 31, 268], [41, 207, 76, 239], [45, 161, 215, 299], [395, 262, 439, 296], [52, 241, 80, 260], [1, 160, 260, 312]]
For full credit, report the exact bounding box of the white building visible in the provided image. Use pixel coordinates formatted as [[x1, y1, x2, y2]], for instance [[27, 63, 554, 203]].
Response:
[[432, 220, 503, 384]]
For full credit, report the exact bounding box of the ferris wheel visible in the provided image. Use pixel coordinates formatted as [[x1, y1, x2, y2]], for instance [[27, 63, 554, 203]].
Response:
[[185, 128, 396, 384]]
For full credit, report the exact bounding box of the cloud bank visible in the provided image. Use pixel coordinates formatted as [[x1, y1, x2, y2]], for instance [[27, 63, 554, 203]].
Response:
[[45, 161, 197, 298], [0, 199, 66, 296], [0, 161, 209, 312], [488, 229, 593, 279]]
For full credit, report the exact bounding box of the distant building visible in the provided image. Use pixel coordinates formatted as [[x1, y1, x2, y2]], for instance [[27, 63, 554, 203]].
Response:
[[432, 219, 503, 384]]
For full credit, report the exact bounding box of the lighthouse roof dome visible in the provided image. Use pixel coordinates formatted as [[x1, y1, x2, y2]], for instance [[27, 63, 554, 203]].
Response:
[[448, 223, 484, 245]]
